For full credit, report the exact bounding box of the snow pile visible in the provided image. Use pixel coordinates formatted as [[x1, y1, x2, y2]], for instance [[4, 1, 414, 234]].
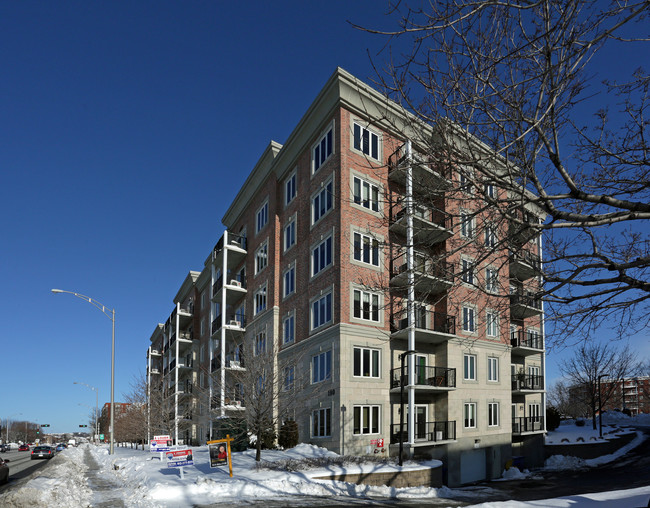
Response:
[[500, 467, 529, 480], [0, 446, 91, 508]]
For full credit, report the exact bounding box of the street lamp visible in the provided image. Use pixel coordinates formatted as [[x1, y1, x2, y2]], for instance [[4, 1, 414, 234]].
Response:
[[598, 373, 610, 439], [74, 382, 99, 443], [51, 289, 115, 454]]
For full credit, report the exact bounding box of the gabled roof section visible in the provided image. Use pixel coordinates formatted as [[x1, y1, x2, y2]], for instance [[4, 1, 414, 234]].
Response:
[[173, 270, 201, 304]]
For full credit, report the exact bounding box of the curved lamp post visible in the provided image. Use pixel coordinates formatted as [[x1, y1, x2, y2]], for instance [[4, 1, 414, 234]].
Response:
[[74, 382, 99, 443], [52, 289, 115, 454]]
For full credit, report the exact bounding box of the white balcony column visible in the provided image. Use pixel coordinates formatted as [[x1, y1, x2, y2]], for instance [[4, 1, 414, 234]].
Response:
[[175, 303, 180, 445], [406, 139, 416, 445], [220, 230, 228, 416]]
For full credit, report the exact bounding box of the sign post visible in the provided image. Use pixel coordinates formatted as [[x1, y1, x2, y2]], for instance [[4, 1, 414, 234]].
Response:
[[207, 434, 234, 478]]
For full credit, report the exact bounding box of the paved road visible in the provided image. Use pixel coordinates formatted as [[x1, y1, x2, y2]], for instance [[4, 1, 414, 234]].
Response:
[[0, 448, 52, 492]]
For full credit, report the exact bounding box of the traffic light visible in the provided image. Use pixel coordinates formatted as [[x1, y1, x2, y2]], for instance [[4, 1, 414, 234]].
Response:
[[40, 424, 50, 427], [79, 425, 88, 428]]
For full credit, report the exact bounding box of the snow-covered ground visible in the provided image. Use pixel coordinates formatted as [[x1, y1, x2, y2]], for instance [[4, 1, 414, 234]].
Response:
[[1, 412, 648, 508]]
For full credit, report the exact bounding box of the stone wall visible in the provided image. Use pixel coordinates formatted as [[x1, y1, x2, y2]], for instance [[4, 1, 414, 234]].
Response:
[[313, 464, 443, 488], [544, 430, 636, 460]]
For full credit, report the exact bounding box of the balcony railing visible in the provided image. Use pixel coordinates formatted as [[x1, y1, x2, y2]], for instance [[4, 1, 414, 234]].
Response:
[[392, 204, 453, 230], [390, 420, 456, 444], [510, 293, 542, 310], [391, 309, 456, 336], [391, 366, 456, 389], [212, 314, 247, 335], [391, 260, 454, 282], [512, 417, 544, 434], [212, 231, 248, 256], [510, 330, 544, 350], [512, 374, 544, 391], [510, 250, 541, 270]]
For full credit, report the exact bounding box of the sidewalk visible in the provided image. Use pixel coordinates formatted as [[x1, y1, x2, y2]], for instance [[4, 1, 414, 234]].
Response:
[[82, 447, 126, 508]]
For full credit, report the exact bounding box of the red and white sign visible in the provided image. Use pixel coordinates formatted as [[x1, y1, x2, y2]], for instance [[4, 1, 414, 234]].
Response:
[[166, 448, 193, 468], [150, 435, 172, 452]]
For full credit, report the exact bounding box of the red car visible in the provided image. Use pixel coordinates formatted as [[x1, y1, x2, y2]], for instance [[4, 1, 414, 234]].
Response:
[[18, 444, 29, 451]]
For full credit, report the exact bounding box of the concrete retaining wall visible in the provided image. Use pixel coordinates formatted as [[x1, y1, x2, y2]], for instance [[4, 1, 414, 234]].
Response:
[[544, 430, 636, 460], [314, 464, 443, 488]]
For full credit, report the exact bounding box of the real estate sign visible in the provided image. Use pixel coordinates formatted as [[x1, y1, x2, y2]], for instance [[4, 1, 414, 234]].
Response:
[[150, 435, 172, 452], [166, 448, 193, 468]]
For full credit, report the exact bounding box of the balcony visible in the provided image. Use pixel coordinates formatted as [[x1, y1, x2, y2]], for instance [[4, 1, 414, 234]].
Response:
[[510, 293, 543, 319], [512, 374, 544, 393], [390, 421, 456, 445], [212, 274, 247, 305], [210, 356, 245, 372], [388, 146, 452, 191], [211, 314, 247, 336], [389, 204, 453, 246], [150, 368, 160, 375], [509, 250, 541, 281], [390, 261, 454, 295], [512, 417, 545, 435], [390, 366, 456, 391], [510, 330, 544, 356], [149, 349, 161, 357], [211, 231, 247, 270], [391, 309, 456, 344], [509, 207, 541, 244]]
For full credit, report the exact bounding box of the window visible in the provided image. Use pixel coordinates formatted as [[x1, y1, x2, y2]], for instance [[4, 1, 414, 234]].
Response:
[[256, 201, 268, 233], [463, 354, 476, 381], [459, 168, 474, 194], [285, 172, 297, 205], [484, 182, 495, 199], [353, 289, 380, 322], [353, 232, 380, 267], [485, 224, 497, 247], [312, 350, 332, 383], [353, 123, 379, 160], [488, 402, 500, 427], [284, 218, 296, 251], [200, 371, 205, 389], [200, 345, 205, 363], [353, 176, 380, 212], [283, 314, 295, 345], [200, 318, 205, 337], [255, 241, 268, 273], [529, 403, 541, 421], [311, 235, 333, 276], [311, 292, 333, 330], [254, 331, 266, 356], [488, 357, 499, 382], [283, 266, 295, 298], [462, 306, 476, 333], [313, 127, 333, 173], [486, 311, 498, 337], [312, 179, 333, 224], [312, 407, 331, 437], [254, 285, 267, 315], [353, 405, 380, 435], [464, 402, 477, 428], [485, 267, 498, 293], [460, 211, 475, 238], [283, 366, 294, 391], [201, 291, 206, 309], [353, 347, 380, 378], [461, 258, 475, 284]]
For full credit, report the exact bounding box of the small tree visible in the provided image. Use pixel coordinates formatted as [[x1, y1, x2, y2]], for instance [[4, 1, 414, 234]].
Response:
[[209, 333, 312, 462], [560, 343, 641, 429], [546, 406, 562, 432]]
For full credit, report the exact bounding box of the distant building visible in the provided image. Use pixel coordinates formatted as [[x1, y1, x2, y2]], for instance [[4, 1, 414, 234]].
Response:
[[601, 377, 650, 416], [145, 68, 547, 486], [98, 402, 130, 437]]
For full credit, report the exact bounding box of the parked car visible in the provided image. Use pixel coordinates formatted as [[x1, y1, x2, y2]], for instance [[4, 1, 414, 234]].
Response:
[[18, 444, 29, 452], [31, 446, 54, 460], [0, 457, 9, 484], [55, 444, 67, 452]]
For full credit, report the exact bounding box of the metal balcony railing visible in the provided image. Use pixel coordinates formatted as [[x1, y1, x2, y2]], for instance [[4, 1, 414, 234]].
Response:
[[510, 330, 544, 350], [390, 420, 456, 444], [512, 374, 544, 391], [391, 366, 456, 389], [391, 309, 456, 336], [512, 417, 544, 434]]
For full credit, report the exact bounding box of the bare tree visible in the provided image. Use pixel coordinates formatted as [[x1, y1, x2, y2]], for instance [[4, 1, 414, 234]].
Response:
[[560, 342, 640, 429], [355, 0, 650, 345], [208, 334, 312, 462]]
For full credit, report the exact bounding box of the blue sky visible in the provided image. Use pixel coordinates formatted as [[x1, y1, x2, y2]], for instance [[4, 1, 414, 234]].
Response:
[[1, 1, 647, 435]]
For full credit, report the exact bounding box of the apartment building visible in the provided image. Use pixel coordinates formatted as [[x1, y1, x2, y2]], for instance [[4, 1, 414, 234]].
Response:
[[601, 376, 650, 416], [146, 67, 546, 486]]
